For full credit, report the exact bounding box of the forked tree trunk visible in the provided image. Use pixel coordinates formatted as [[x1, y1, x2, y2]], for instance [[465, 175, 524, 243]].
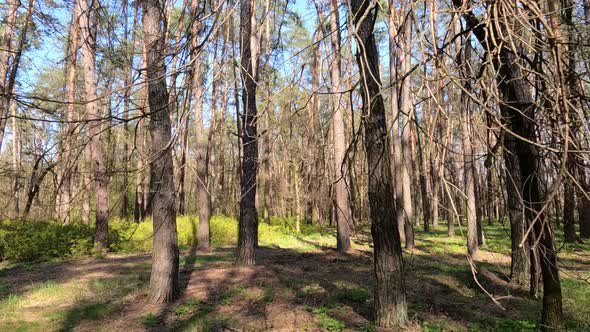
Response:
[[236, 0, 260, 265], [78, 0, 109, 252], [351, 0, 407, 327], [142, 0, 179, 303]]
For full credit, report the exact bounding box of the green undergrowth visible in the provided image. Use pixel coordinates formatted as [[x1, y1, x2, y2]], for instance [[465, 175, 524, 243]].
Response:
[[0, 215, 331, 262], [0, 218, 589, 331]]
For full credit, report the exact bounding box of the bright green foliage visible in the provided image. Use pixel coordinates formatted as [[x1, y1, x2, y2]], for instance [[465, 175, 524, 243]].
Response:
[[305, 306, 346, 332], [0, 215, 323, 262], [0, 221, 94, 261]]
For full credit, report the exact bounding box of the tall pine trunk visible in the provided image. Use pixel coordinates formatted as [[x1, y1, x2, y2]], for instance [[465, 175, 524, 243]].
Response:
[[454, 1, 563, 328], [142, 0, 179, 303], [236, 0, 259, 265], [190, 0, 210, 250], [351, 0, 407, 327], [79, 0, 109, 252], [328, 0, 353, 251]]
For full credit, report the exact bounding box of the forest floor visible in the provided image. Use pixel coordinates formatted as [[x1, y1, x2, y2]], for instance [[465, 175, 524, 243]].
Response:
[[1, 222, 589, 332]]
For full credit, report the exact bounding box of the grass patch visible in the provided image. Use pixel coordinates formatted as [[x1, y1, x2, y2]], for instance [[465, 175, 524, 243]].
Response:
[[305, 306, 346, 332], [142, 313, 162, 327]]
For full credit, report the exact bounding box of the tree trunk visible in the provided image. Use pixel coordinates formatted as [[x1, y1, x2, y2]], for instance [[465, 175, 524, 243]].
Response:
[[190, 0, 211, 250], [79, 0, 109, 252], [56, 4, 79, 224], [454, 1, 563, 328], [142, 0, 179, 303], [11, 100, 20, 219], [457, 32, 479, 257], [399, 9, 415, 249], [236, 0, 259, 265], [261, 0, 273, 225], [119, 0, 138, 220], [177, 93, 190, 216], [388, 0, 405, 245], [415, 116, 432, 232], [351, 0, 407, 327], [328, 0, 353, 252], [0, 0, 19, 152]]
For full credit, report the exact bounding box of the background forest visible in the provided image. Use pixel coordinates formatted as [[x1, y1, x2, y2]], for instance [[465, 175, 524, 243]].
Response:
[[0, 0, 589, 331]]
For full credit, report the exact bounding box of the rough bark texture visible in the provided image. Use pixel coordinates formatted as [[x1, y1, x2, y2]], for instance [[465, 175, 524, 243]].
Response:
[[142, 0, 179, 303], [329, 0, 352, 252], [388, 0, 405, 245], [454, 1, 563, 328], [563, 158, 577, 243], [119, 0, 137, 220], [415, 118, 432, 232], [399, 12, 415, 249], [191, 0, 210, 250], [351, 0, 407, 327], [11, 101, 20, 218], [0, 0, 19, 152], [57, 3, 79, 224], [504, 145, 531, 289], [79, 0, 109, 252], [236, 0, 259, 265], [458, 36, 478, 257]]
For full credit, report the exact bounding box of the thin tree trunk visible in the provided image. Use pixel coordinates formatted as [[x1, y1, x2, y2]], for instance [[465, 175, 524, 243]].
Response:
[[11, 100, 20, 219], [190, 0, 210, 250], [57, 4, 79, 224], [329, 0, 352, 252], [262, 0, 272, 225], [0, 0, 19, 152], [177, 100, 190, 215], [457, 32, 479, 257], [119, 0, 138, 220], [79, 0, 109, 252], [388, 0, 405, 245], [415, 117, 432, 232], [399, 8, 414, 249]]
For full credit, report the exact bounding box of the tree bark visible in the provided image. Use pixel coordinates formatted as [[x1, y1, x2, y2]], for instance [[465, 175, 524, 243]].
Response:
[[453, 1, 563, 328], [79, 0, 109, 252], [142, 0, 179, 303], [11, 100, 20, 219], [399, 7, 415, 249], [190, 0, 211, 250], [236, 0, 260, 265], [457, 31, 479, 257], [119, 0, 138, 220], [0, 0, 19, 152], [327, 0, 353, 252], [351, 0, 407, 327]]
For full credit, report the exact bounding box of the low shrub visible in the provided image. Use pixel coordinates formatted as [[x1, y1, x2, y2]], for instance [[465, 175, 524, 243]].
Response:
[[0, 215, 318, 262], [0, 220, 94, 261]]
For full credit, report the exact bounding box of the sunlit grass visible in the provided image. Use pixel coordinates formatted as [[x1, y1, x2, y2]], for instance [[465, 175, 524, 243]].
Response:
[[0, 216, 589, 331]]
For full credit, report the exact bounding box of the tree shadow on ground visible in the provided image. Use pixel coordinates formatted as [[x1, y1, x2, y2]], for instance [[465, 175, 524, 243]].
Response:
[[4, 242, 589, 331]]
